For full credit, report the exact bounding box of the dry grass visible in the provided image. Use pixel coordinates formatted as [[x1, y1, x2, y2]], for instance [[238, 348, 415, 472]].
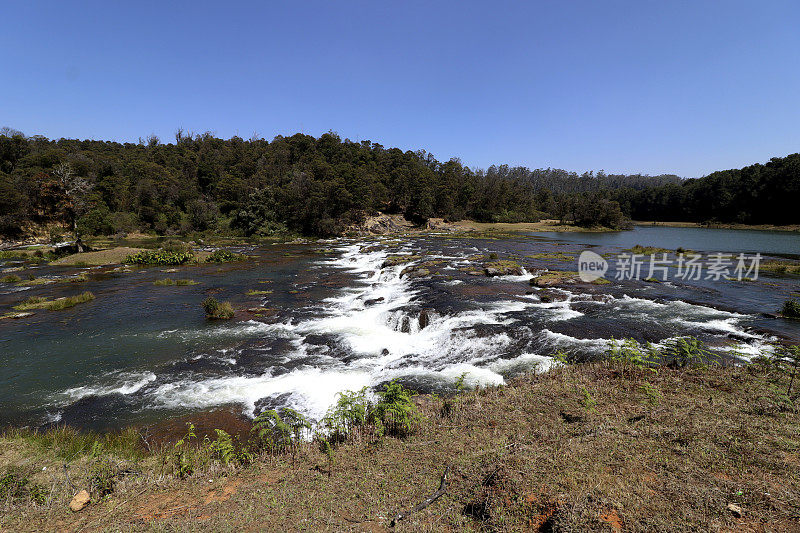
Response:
[[49, 247, 146, 266], [453, 219, 615, 233], [0, 362, 798, 531]]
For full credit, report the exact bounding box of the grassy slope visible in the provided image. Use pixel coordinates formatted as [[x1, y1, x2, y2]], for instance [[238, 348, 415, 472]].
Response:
[[2, 363, 799, 532]]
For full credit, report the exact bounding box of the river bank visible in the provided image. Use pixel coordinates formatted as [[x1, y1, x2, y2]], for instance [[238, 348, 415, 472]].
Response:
[[1, 359, 797, 531], [635, 220, 800, 232]]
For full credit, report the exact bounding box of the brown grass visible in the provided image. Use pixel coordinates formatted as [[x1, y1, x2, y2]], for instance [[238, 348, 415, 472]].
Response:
[[49, 247, 145, 266], [1, 363, 798, 531], [453, 219, 616, 233]]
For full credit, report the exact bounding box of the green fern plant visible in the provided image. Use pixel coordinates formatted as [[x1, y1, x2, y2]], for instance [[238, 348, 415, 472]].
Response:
[[370, 380, 422, 438], [251, 408, 310, 454]]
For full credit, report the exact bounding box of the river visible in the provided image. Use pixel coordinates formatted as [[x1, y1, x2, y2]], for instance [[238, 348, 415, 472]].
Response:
[[1, 226, 798, 431]]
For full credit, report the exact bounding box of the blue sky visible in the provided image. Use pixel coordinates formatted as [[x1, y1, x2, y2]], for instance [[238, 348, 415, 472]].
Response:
[[2, 1, 799, 177]]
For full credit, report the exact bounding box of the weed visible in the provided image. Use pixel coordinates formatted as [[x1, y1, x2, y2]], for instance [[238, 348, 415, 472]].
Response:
[[173, 423, 198, 478], [202, 297, 234, 319], [0, 471, 47, 505], [640, 382, 661, 406], [580, 387, 597, 413], [89, 460, 116, 498]]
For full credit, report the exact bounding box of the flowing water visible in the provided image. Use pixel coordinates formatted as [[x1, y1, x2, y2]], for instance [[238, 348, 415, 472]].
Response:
[[1, 227, 799, 431]]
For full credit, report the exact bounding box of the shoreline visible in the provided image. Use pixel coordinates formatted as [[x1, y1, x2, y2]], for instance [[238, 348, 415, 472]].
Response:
[[634, 220, 800, 232], [2, 360, 797, 531]]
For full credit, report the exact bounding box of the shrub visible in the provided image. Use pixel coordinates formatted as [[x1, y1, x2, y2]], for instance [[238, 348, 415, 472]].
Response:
[[251, 408, 311, 454], [320, 388, 371, 443], [202, 297, 234, 319], [605, 338, 658, 370], [782, 299, 800, 319], [125, 249, 195, 265], [663, 337, 718, 368], [206, 249, 246, 263], [370, 380, 422, 437], [89, 461, 116, 498]]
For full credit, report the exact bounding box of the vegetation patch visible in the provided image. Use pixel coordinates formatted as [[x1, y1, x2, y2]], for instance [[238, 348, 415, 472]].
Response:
[[781, 299, 800, 319], [245, 289, 272, 296], [12, 292, 95, 311], [625, 244, 671, 255], [761, 260, 800, 277], [0, 274, 21, 283], [125, 249, 195, 266], [484, 259, 523, 276], [202, 297, 235, 319], [153, 278, 199, 286], [205, 249, 248, 263]]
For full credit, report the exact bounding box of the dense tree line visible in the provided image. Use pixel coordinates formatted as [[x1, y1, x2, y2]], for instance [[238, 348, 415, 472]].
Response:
[[0, 128, 796, 239], [614, 155, 800, 225]]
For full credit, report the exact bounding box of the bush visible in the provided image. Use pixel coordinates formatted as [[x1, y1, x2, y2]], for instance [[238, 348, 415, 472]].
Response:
[[202, 297, 234, 319], [206, 249, 246, 263], [251, 408, 311, 454], [370, 380, 422, 437], [782, 299, 800, 319], [320, 388, 371, 443], [125, 249, 195, 265]]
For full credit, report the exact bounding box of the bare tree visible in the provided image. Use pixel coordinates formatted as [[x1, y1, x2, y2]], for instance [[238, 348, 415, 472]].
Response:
[[53, 162, 91, 247]]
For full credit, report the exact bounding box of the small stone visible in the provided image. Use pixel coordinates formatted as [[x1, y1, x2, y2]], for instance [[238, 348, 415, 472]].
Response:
[[726, 503, 743, 518], [70, 489, 91, 512]]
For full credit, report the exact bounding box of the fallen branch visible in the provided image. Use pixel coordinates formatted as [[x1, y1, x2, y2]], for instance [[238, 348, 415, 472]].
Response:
[[390, 465, 450, 527]]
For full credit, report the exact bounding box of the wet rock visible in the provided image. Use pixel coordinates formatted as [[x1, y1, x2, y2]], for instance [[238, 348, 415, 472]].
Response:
[[382, 255, 419, 268], [418, 310, 431, 330], [401, 265, 430, 278], [538, 290, 568, 303], [360, 245, 382, 254], [483, 261, 523, 277], [400, 316, 411, 333], [70, 490, 90, 512], [467, 270, 483, 276], [364, 297, 385, 306]]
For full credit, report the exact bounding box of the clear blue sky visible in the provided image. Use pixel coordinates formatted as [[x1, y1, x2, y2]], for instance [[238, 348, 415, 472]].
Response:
[[2, 1, 799, 177]]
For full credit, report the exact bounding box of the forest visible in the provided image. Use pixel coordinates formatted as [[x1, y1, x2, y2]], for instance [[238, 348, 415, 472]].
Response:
[[0, 127, 797, 239]]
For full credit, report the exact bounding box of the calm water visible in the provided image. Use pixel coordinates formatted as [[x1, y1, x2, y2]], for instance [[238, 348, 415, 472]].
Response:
[[530, 225, 800, 256], [1, 226, 798, 431]]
